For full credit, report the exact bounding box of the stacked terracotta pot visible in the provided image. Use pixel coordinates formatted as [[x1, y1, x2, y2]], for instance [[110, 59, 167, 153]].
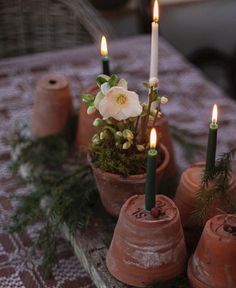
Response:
[[175, 162, 236, 228], [106, 194, 187, 287], [188, 214, 236, 288]]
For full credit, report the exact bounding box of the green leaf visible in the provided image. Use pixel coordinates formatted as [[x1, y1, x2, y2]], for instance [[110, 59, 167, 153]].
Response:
[[143, 81, 150, 89], [108, 74, 119, 87], [80, 93, 95, 103], [96, 76, 108, 87]]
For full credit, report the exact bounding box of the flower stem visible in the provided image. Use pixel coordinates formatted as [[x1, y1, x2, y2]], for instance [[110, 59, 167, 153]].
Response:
[[152, 102, 161, 127], [141, 87, 153, 143]]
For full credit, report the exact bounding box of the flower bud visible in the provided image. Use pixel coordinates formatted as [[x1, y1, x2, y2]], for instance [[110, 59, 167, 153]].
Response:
[[137, 144, 145, 152], [160, 96, 168, 104], [92, 134, 100, 145], [149, 77, 159, 87], [122, 141, 131, 150], [115, 131, 123, 138], [93, 118, 103, 127], [123, 129, 134, 141], [87, 105, 96, 115]]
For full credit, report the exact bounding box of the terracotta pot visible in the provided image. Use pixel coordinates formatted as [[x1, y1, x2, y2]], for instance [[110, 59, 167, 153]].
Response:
[[106, 194, 187, 287], [149, 114, 177, 179], [175, 162, 236, 228], [76, 84, 100, 153], [32, 74, 72, 137], [89, 144, 170, 218], [188, 214, 236, 288]]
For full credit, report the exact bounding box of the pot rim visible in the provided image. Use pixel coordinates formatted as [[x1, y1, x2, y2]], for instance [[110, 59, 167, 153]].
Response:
[[87, 143, 170, 180], [183, 161, 235, 189], [204, 214, 236, 241], [122, 194, 179, 225]]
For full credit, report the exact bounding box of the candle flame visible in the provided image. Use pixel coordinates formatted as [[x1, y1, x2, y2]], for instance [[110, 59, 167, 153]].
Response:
[[150, 128, 157, 149], [153, 0, 159, 22], [212, 104, 218, 124], [100, 35, 108, 56]]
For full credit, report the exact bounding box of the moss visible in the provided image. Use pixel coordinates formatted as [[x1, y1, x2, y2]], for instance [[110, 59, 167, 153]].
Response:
[[90, 143, 163, 177]]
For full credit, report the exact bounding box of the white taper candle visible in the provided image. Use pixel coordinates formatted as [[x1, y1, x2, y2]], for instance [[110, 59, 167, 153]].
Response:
[[149, 0, 159, 80]]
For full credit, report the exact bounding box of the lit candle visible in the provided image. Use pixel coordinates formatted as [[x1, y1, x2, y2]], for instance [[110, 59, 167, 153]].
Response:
[[205, 104, 218, 172], [149, 0, 159, 80], [100, 35, 110, 76], [145, 128, 158, 211]]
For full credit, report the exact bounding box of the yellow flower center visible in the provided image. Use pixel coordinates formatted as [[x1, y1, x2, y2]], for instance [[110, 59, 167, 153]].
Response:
[[116, 94, 127, 105]]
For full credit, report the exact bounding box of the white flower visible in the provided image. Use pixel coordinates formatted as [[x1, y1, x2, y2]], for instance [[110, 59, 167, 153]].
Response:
[[94, 79, 128, 110], [149, 77, 159, 87], [94, 91, 105, 109], [160, 96, 168, 104], [98, 87, 142, 121], [117, 79, 127, 89]]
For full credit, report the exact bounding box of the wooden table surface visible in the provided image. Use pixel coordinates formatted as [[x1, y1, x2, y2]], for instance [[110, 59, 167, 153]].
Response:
[[0, 35, 235, 288]]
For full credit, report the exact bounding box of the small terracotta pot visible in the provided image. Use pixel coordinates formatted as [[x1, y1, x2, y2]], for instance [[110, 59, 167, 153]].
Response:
[[89, 144, 170, 218], [188, 214, 236, 288], [106, 194, 187, 287], [175, 162, 236, 228], [32, 74, 72, 137], [76, 84, 100, 153], [149, 114, 177, 179]]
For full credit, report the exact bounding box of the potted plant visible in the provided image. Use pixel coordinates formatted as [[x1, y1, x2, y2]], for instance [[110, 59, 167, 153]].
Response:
[[76, 77, 176, 178], [81, 74, 170, 217]]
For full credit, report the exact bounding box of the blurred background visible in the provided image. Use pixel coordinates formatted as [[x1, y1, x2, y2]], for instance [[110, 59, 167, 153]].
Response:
[[1, 0, 236, 98]]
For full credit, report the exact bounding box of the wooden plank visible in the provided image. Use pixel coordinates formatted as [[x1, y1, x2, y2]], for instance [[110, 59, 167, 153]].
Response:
[[62, 224, 128, 288]]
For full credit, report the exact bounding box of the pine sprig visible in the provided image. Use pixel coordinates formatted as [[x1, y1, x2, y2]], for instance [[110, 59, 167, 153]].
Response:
[[9, 123, 99, 275], [192, 148, 236, 223]]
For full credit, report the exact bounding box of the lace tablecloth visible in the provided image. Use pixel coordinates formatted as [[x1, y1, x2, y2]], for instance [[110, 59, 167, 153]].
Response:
[[0, 35, 235, 288]]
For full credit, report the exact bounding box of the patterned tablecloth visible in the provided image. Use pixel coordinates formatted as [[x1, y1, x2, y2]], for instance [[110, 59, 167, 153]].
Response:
[[0, 35, 235, 288]]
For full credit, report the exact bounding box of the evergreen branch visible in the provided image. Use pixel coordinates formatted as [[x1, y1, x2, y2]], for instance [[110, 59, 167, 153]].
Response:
[[192, 148, 236, 224], [9, 123, 99, 275]]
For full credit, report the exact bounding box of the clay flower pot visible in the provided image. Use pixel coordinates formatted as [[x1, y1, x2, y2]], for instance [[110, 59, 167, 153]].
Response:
[[89, 144, 170, 218], [175, 162, 236, 228], [149, 114, 177, 179], [106, 194, 187, 287], [32, 74, 72, 137], [76, 84, 100, 153], [188, 214, 236, 288]]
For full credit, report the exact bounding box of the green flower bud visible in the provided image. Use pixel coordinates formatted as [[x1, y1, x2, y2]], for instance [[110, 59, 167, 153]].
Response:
[[92, 134, 100, 145], [122, 141, 131, 150], [93, 118, 103, 127], [137, 144, 145, 152], [115, 142, 121, 148], [87, 105, 96, 115], [116, 131, 123, 138], [123, 129, 134, 141]]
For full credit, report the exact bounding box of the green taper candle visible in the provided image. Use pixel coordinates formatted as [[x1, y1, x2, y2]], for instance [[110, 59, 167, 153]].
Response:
[[145, 128, 157, 211], [206, 104, 218, 172], [101, 35, 110, 76]]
